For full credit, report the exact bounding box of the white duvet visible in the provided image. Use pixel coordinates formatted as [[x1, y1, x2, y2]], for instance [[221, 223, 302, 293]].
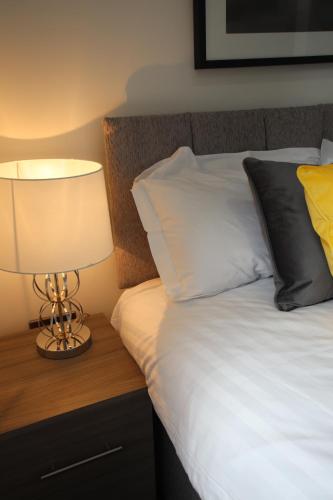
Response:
[[112, 277, 333, 500]]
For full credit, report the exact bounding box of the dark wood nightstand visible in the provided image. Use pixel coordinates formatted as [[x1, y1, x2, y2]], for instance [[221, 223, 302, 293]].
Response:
[[0, 313, 156, 500]]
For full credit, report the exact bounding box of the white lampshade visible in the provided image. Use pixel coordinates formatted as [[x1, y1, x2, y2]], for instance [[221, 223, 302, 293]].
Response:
[[0, 159, 113, 274]]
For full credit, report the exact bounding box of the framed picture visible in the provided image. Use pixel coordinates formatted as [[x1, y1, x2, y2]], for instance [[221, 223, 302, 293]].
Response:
[[194, 0, 333, 68]]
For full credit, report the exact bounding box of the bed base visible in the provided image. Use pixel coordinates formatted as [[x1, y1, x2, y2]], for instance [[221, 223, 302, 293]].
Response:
[[153, 411, 200, 500]]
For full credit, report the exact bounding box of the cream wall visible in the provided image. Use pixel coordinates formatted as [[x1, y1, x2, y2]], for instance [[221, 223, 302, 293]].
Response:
[[1, 0, 333, 335]]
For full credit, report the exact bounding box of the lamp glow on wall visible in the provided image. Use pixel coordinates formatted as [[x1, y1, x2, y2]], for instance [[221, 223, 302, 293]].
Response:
[[0, 159, 113, 359]]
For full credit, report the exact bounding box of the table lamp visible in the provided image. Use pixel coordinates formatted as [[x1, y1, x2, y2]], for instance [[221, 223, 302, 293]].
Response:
[[0, 159, 113, 359]]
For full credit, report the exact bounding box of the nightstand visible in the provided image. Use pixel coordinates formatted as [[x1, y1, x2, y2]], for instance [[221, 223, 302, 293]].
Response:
[[0, 314, 156, 500]]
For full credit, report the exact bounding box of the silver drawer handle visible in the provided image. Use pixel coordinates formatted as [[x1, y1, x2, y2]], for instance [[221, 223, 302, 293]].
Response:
[[40, 445, 123, 480]]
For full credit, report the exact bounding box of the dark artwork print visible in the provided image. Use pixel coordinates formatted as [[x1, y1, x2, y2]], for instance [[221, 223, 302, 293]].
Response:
[[226, 0, 333, 33]]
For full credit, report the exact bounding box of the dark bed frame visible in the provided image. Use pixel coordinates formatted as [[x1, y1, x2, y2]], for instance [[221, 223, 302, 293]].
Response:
[[153, 412, 200, 499], [103, 103, 333, 499]]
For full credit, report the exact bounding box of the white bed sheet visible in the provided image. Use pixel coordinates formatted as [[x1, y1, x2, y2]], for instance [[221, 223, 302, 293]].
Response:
[[112, 277, 333, 500]]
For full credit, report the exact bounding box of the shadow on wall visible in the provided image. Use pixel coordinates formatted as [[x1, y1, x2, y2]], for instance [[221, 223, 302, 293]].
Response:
[[0, 64, 194, 164], [0, 64, 196, 164], [120, 61, 333, 116], [1, 61, 333, 165]]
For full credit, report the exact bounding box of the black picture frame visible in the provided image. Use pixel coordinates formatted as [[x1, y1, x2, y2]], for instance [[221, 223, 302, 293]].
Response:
[[193, 0, 333, 69]]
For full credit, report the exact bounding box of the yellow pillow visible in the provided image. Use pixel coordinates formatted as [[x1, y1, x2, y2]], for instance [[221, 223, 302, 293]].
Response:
[[297, 164, 333, 275]]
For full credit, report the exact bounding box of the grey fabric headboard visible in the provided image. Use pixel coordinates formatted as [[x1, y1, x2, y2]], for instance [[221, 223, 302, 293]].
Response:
[[104, 103, 333, 289]]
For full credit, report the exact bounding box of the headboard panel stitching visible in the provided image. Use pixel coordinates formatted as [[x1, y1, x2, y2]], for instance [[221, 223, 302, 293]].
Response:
[[263, 104, 323, 149]]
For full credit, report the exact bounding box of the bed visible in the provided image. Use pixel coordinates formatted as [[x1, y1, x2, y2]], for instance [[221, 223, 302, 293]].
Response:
[[103, 104, 333, 500]]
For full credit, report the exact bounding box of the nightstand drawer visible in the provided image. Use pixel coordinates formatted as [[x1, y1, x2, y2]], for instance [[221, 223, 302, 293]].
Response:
[[0, 389, 155, 500]]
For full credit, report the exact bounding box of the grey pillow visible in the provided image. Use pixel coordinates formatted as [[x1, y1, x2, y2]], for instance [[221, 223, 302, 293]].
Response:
[[243, 158, 333, 311]]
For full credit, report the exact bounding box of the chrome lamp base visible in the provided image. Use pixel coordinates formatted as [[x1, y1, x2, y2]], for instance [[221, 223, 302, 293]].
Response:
[[33, 271, 92, 360], [36, 325, 91, 359]]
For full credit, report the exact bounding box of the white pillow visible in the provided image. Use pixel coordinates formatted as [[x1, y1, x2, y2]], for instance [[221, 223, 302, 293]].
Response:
[[321, 138, 333, 164], [132, 146, 320, 301]]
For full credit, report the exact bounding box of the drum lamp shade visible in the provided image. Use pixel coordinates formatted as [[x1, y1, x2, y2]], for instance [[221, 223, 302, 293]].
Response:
[[0, 159, 113, 274]]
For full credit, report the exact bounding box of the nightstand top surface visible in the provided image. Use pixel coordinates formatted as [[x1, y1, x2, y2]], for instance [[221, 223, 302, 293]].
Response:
[[0, 314, 146, 434]]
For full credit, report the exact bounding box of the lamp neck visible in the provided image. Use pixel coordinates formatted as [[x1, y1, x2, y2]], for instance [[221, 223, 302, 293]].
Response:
[[53, 273, 66, 337]]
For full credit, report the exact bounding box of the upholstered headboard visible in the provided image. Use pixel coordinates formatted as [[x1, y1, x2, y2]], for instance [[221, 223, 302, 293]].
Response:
[[103, 104, 333, 288]]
